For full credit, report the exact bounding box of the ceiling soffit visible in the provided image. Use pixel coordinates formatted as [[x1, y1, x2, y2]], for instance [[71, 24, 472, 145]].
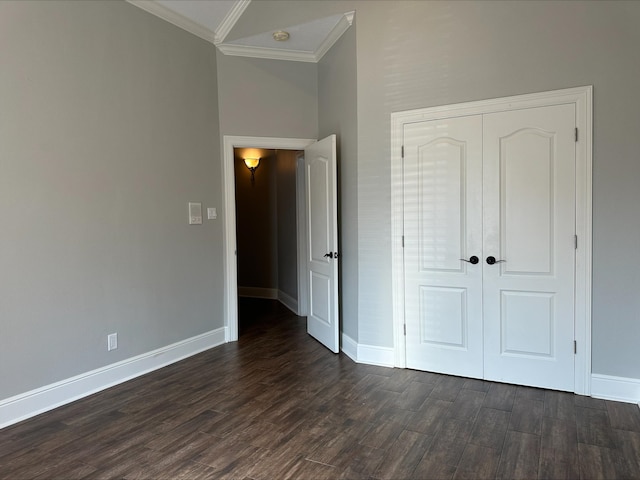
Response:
[[127, 0, 354, 64]]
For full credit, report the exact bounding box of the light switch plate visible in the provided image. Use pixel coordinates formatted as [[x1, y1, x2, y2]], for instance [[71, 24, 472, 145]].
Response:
[[189, 202, 202, 225], [207, 207, 217, 220]]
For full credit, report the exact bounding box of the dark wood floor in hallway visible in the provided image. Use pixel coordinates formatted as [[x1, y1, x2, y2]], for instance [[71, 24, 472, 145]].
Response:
[[1, 298, 640, 479]]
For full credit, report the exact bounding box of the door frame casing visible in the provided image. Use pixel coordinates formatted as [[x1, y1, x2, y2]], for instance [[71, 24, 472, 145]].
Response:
[[390, 86, 593, 395], [222, 136, 315, 342]]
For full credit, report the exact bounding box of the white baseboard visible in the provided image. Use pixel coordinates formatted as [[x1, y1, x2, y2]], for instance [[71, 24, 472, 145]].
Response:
[[591, 373, 640, 405], [0, 327, 227, 429], [238, 286, 278, 299], [357, 343, 395, 367], [339, 335, 394, 368], [341, 333, 357, 362], [278, 290, 299, 315]]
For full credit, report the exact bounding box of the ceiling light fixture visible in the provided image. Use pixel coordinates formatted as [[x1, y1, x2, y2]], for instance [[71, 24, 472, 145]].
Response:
[[272, 30, 290, 42]]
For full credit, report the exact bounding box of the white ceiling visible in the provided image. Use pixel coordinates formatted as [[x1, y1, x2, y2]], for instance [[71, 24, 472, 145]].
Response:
[[127, 0, 354, 63]]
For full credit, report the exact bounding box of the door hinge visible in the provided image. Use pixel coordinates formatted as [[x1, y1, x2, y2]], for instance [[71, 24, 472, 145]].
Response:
[[575, 127, 578, 142], [574, 235, 578, 250], [402, 235, 405, 248], [574, 340, 577, 354], [404, 324, 406, 336], [401, 146, 404, 158]]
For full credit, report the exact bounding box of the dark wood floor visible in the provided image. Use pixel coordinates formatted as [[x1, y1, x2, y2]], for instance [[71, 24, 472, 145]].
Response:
[[1, 299, 639, 480]]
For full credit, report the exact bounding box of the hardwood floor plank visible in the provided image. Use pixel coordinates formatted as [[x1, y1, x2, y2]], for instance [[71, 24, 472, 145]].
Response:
[[358, 420, 405, 450], [483, 383, 516, 412], [423, 417, 474, 467], [453, 444, 500, 480], [407, 398, 453, 436], [544, 391, 576, 422], [577, 443, 625, 480], [538, 446, 580, 480], [411, 456, 457, 480], [575, 406, 618, 448], [462, 378, 491, 393], [515, 385, 546, 403], [469, 407, 510, 451], [574, 395, 606, 410], [373, 430, 433, 479], [447, 389, 486, 421], [605, 400, 640, 432], [509, 398, 544, 435], [540, 416, 579, 461], [393, 381, 435, 411], [496, 430, 540, 480], [613, 429, 640, 478], [430, 376, 466, 402]]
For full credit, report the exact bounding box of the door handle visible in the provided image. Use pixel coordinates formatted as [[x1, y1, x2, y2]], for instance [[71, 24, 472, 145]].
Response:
[[486, 256, 506, 265], [460, 256, 479, 265], [324, 252, 339, 259]]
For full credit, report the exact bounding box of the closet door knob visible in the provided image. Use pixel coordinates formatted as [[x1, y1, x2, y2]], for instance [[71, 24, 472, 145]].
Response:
[[486, 256, 506, 265], [460, 256, 479, 265]]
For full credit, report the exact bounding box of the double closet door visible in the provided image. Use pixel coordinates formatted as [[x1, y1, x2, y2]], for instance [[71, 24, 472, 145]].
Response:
[[403, 104, 576, 392]]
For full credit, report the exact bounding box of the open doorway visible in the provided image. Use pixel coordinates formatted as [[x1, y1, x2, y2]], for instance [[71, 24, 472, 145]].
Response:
[[222, 136, 316, 343], [233, 147, 302, 335]]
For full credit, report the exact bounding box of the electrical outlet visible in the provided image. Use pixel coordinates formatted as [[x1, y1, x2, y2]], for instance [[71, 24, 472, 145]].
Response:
[[107, 333, 118, 351]]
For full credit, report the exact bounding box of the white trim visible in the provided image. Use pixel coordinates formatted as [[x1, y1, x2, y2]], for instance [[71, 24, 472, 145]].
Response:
[[0, 328, 226, 429], [216, 44, 318, 63], [238, 286, 277, 299], [214, 0, 252, 45], [126, 0, 250, 46], [391, 86, 593, 395], [278, 290, 299, 314], [217, 11, 354, 63], [340, 335, 397, 368], [341, 333, 358, 362], [127, 1, 217, 44], [357, 344, 395, 368], [296, 152, 309, 317], [315, 11, 355, 62], [391, 95, 407, 369], [591, 374, 640, 404], [223, 136, 316, 343]]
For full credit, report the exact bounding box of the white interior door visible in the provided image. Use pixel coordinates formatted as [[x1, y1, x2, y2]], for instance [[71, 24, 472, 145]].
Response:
[[404, 104, 576, 391], [305, 135, 339, 353], [404, 116, 484, 378], [483, 104, 576, 391]]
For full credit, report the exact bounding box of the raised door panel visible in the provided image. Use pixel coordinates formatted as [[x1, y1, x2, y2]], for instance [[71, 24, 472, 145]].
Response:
[[308, 158, 330, 263], [501, 129, 555, 275]]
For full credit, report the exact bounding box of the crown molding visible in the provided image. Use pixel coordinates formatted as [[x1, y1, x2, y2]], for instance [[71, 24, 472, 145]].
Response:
[[217, 11, 355, 63], [214, 0, 252, 45], [216, 44, 318, 63], [315, 11, 354, 62]]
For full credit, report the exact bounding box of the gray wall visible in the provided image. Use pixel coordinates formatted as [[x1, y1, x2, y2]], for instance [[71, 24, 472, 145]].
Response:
[[276, 150, 299, 300], [318, 26, 359, 341], [0, 1, 223, 399], [233, 0, 640, 380], [216, 53, 318, 139]]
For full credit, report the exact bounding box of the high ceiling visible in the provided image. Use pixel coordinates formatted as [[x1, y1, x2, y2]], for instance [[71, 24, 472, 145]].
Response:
[[127, 0, 354, 63]]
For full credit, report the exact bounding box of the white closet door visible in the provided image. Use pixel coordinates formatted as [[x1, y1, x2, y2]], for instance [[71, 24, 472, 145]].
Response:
[[482, 104, 576, 391], [404, 115, 484, 378]]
